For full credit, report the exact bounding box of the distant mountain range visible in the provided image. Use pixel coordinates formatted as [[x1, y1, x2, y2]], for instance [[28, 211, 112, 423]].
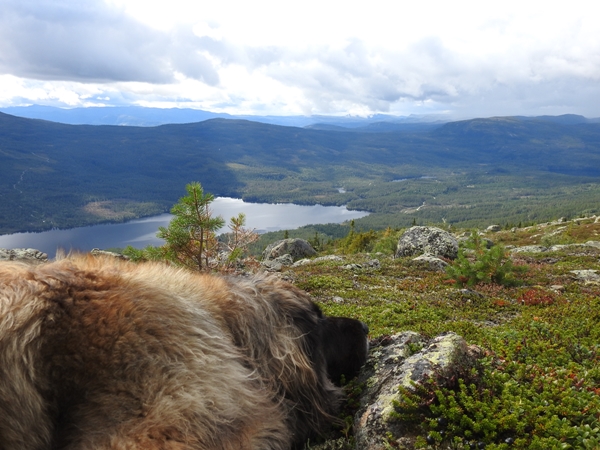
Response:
[[1, 109, 600, 234], [3, 105, 599, 131], [0, 105, 456, 130]]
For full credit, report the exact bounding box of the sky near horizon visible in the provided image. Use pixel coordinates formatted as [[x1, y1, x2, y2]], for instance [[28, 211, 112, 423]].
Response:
[[1, 0, 598, 119]]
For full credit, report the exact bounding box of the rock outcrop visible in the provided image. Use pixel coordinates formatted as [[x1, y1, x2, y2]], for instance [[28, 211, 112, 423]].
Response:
[[486, 224, 502, 232], [410, 253, 449, 272], [353, 332, 483, 450], [262, 238, 317, 267], [90, 248, 130, 260], [570, 269, 600, 284], [261, 254, 295, 272], [0, 248, 48, 264], [293, 255, 345, 267], [396, 226, 458, 260], [510, 241, 600, 254]]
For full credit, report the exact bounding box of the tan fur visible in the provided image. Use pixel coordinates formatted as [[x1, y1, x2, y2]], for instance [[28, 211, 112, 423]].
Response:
[[0, 255, 345, 450]]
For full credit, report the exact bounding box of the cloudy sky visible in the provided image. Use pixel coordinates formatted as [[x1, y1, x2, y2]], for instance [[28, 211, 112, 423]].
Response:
[[1, 0, 598, 118]]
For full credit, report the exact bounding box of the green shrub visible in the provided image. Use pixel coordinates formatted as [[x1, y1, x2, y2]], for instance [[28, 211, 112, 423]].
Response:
[[336, 220, 379, 254], [385, 298, 600, 449], [446, 231, 527, 287], [390, 356, 600, 449], [371, 227, 402, 255], [124, 182, 257, 271]]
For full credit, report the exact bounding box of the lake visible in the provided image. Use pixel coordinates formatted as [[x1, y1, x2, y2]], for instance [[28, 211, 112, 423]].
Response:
[[0, 198, 369, 258]]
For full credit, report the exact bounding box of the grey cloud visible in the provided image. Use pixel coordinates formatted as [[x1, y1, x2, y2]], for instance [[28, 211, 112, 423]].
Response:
[[452, 76, 600, 118], [326, 39, 373, 78], [0, 0, 219, 85], [168, 29, 220, 85], [364, 75, 403, 103], [253, 37, 465, 111], [2, 1, 599, 118], [170, 51, 219, 85], [254, 34, 600, 117]]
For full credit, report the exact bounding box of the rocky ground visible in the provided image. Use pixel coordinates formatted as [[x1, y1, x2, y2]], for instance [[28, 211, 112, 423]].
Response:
[[3, 216, 600, 449], [268, 217, 600, 449]]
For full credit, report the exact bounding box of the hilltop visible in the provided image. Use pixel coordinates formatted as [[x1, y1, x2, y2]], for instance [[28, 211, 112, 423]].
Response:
[[0, 105, 447, 128], [275, 216, 600, 448], [2, 214, 600, 448], [1, 112, 600, 234]]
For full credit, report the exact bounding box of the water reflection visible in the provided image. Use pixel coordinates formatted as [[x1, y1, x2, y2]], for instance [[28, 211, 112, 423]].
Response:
[[0, 198, 368, 258]]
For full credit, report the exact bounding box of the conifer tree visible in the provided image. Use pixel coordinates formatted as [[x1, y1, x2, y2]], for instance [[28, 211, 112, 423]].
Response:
[[157, 182, 225, 270], [125, 182, 258, 271]]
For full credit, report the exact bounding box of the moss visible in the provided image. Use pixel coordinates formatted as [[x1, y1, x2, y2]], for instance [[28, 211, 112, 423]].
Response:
[[286, 220, 600, 448], [297, 274, 354, 292]]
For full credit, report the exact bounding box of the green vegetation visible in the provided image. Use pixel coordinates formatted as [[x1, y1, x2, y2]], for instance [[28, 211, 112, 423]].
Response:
[[124, 182, 257, 271], [102, 204, 600, 448], [3, 110, 600, 447], [288, 217, 600, 449], [446, 231, 528, 288], [389, 292, 600, 450], [2, 113, 600, 234]]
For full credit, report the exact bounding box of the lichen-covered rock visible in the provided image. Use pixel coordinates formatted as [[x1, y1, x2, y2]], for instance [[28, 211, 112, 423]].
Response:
[[342, 259, 381, 271], [293, 255, 345, 267], [510, 245, 548, 254], [570, 269, 600, 284], [585, 240, 600, 249], [548, 244, 589, 252], [354, 332, 483, 450], [396, 226, 458, 260], [261, 254, 294, 271], [486, 224, 502, 232], [262, 238, 316, 261], [0, 248, 48, 264], [410, 253, 448, 272], [90, 248, 130, 260]]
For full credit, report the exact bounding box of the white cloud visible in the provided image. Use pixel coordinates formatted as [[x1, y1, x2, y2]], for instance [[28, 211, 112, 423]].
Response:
[[0, 0, 599, 117]]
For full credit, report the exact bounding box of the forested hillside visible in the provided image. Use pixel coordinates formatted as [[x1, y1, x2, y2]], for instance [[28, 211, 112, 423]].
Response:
[[1, 112, 600, 234]]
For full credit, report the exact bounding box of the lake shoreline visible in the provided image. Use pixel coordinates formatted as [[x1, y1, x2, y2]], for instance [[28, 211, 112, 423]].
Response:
[[0, 199, 370, 237], [0, 198, 369, 259]]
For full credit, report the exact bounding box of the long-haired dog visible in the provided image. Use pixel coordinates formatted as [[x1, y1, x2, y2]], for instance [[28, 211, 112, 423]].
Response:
[[0, 255, 368, 449]]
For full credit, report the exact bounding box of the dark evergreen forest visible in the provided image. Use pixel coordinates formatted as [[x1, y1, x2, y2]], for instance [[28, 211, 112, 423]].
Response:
[[1, 112, 599, 234]]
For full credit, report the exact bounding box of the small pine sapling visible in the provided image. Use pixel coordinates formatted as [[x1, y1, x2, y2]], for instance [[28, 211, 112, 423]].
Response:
[[446, 231, 527, 287]]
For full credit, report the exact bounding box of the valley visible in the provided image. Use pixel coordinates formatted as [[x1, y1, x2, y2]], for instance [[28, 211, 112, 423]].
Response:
[[1, 112, 600, 235]]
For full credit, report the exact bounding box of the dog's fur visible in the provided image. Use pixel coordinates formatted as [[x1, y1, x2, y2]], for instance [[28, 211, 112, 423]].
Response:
[[0, 255, 368, 450]]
